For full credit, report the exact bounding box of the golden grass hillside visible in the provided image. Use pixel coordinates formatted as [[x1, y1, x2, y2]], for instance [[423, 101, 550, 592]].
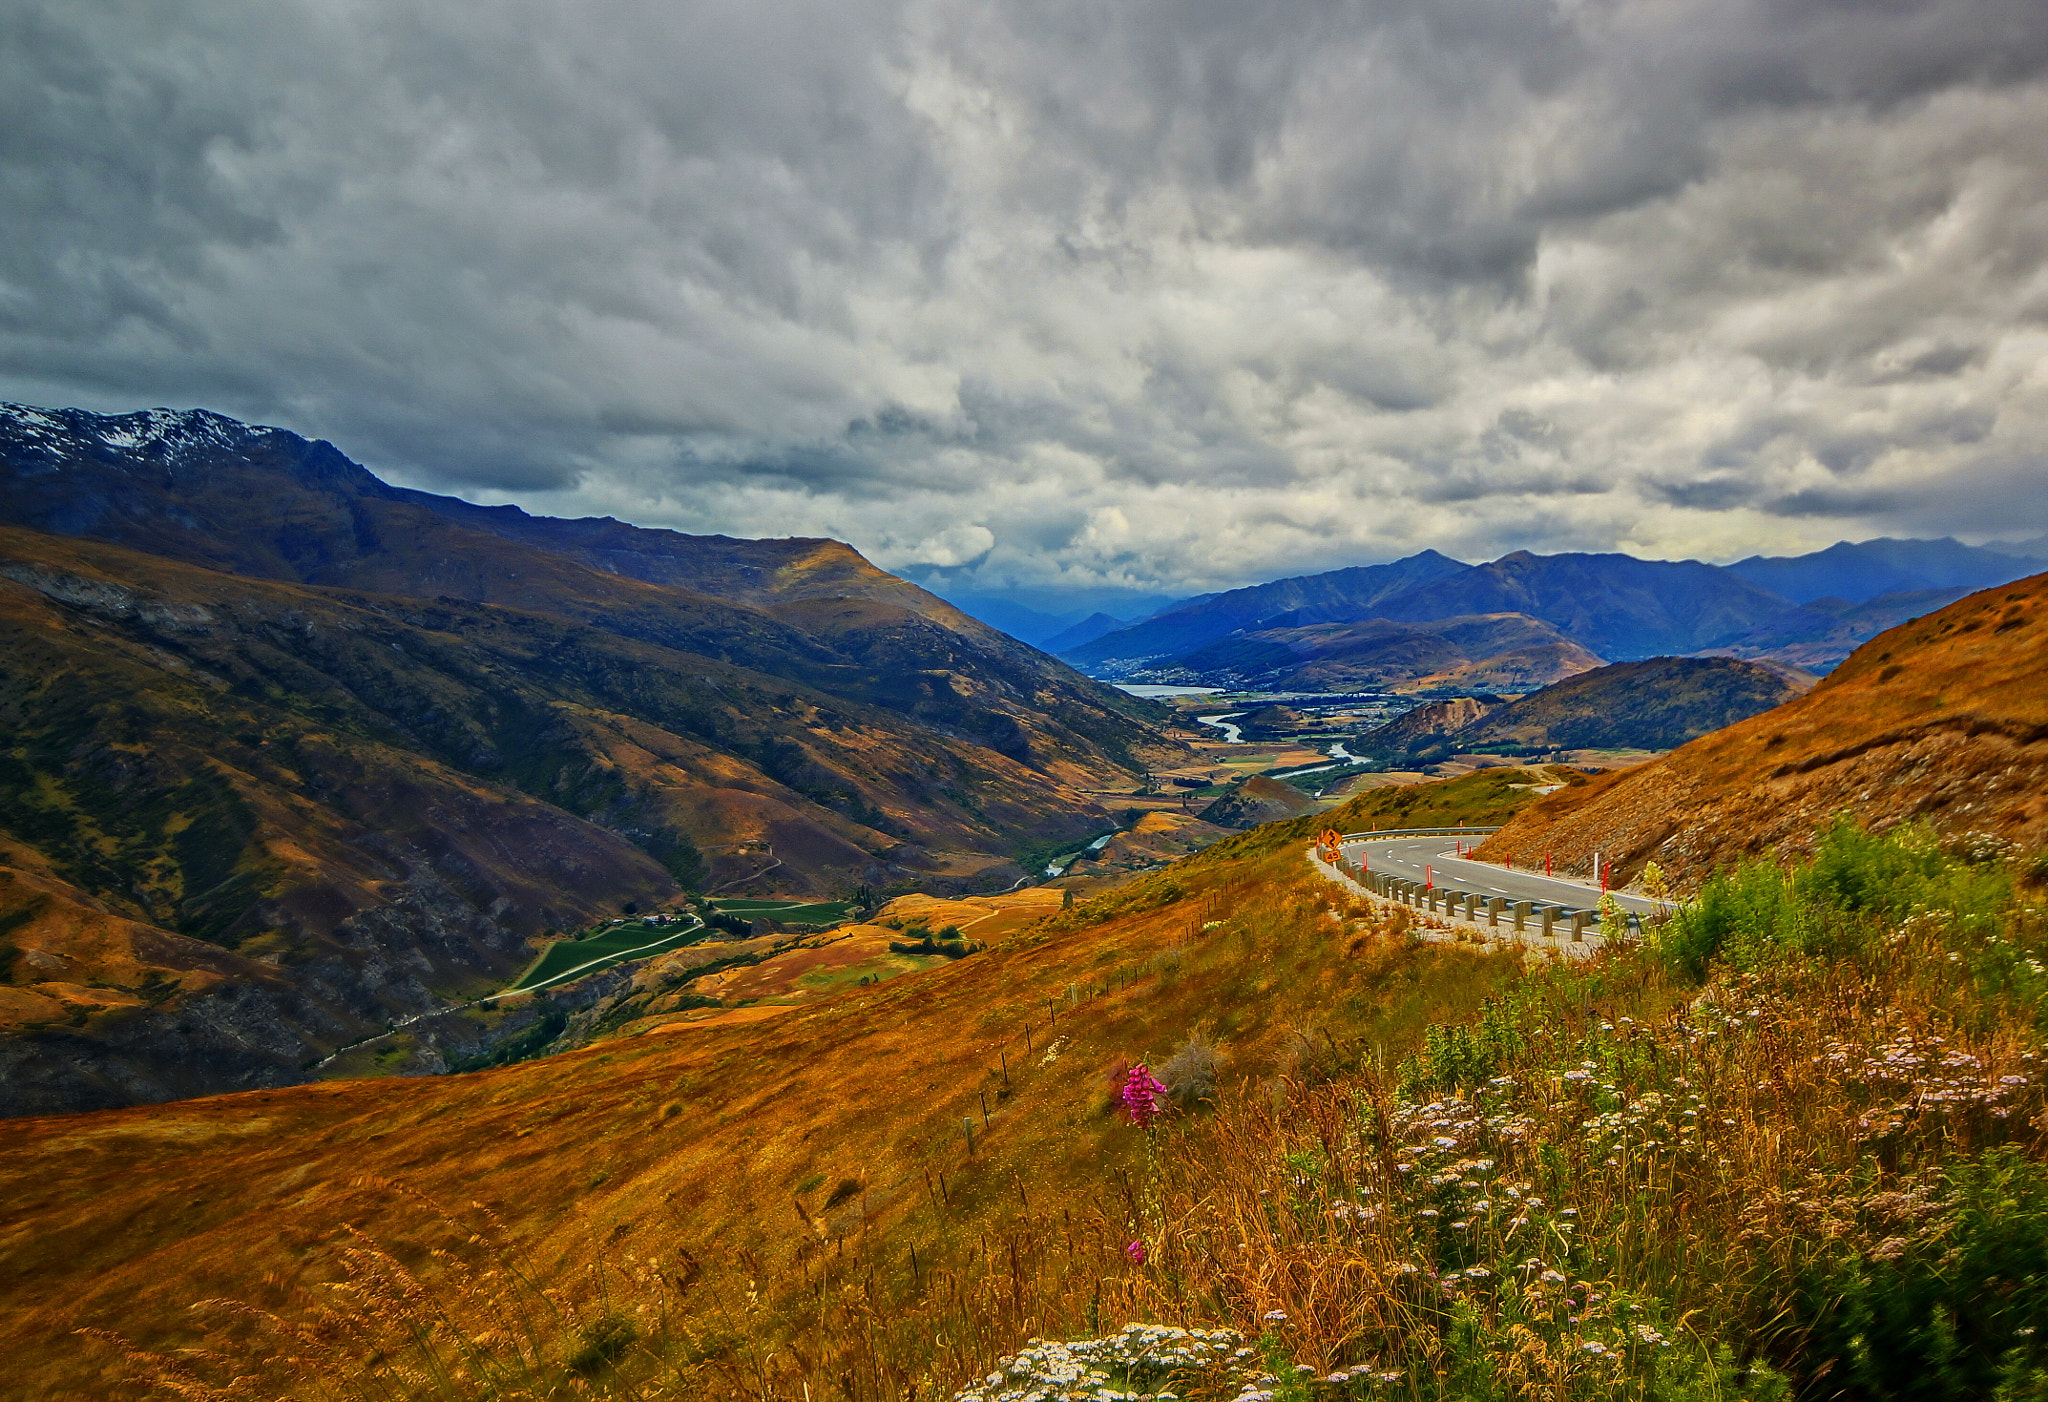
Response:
[[1476, 571, 2048, 886], [0, 771, 1556, 1401]]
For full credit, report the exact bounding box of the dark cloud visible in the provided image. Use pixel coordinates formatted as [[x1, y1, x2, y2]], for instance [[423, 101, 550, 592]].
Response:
[[1, 0, 2045, 602]]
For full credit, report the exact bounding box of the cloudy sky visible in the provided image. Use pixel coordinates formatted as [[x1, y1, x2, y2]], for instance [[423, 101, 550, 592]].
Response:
[[5, 0, 2047, 611]]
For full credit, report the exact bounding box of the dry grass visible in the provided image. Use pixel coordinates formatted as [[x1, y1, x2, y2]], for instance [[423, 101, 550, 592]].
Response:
[[56, 821, 2048, 1401], [7, 826, 1529, 1402]]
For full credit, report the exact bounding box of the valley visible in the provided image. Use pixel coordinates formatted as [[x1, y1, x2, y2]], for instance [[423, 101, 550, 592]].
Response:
[[1, 539, 2046, 1401], [4, 408, 2047, 1402], [11, 6, 2048, 1396]]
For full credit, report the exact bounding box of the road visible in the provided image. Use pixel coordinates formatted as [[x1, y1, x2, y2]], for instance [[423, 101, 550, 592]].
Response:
[[1340, 834, 1666, 916]]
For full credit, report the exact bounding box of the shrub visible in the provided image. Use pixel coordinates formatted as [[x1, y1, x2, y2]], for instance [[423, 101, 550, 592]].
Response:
[[1789, 1149, 2048, 1400], [568, 1309, 638, 1374], [1659, 818, 2019, 980], [1159, 1033, 1220, 1108]]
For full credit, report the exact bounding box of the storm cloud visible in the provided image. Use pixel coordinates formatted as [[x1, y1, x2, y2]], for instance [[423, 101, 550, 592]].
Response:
[[3, 0, 2046, 603]]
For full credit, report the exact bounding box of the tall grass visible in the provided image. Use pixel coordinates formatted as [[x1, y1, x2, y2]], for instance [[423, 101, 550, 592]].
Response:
[[1109, 820, 2048, 1400], [96, 821, 2048, 1401], [83, 1185, 690, 1400]]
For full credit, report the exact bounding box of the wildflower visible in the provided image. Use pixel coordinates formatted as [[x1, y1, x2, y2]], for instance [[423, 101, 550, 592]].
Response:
[[1124, 1240, 1147, 1264], [1262, 1310, 1288, 1323], [1120, 1064, 1169, 1127]]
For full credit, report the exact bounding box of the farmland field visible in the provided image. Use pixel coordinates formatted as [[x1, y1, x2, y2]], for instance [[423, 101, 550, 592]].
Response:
[[507, 918, 709, 992], [708, 898, 856, 923]]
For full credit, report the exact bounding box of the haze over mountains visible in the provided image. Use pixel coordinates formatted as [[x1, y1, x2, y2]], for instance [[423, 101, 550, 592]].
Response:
[[0, 403, 1180, 1113], [1060, 536, 2048, 687]]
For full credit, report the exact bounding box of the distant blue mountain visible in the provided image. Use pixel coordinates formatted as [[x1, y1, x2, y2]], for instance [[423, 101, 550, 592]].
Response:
[[1061, 550, 1473, 667], [931, 595, 1084, 646], [1064, 548, 1791, 669], [1727, 537, 2046, 606], [1040, 612, 1127, 652], [1361, 551, 1794, 661]]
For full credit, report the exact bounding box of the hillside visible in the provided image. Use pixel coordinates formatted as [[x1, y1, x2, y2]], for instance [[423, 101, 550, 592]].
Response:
[[6, 753, 2045, 1401], [0, 770, 1556, 1402], [1070, 549, 1800, 680], [1455, 656, 1814, 753], [0, 526, 1166, 1112], [1164, 612, 1602, 692], [1040, 612, 1126, 652], [0, 405, 1184, 1112], [0, 404, 1171, 791], [1193, 773, 1319, 828], [1355, 695, 1501, 762], [1475, 571, 2048, 883], [1371, 551, 1799, 659], [1700, 586, 1977, 671]]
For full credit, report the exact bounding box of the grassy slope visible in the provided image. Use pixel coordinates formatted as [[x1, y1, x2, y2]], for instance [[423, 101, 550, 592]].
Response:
[[0, 772, 1551, 1399], [1475, 571, 2048, 886], [9, 761, 2046, 1400]]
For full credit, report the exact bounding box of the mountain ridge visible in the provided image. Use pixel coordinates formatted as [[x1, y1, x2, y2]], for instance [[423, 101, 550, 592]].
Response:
[[1064, 536, 2048, 681], [0, 403, 1185, 1113]]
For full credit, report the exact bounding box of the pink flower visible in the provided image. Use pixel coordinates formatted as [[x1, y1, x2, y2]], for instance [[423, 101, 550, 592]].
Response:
[[1121, 1064, 1169, 1127], [1125, 1240, 1147, 1264]]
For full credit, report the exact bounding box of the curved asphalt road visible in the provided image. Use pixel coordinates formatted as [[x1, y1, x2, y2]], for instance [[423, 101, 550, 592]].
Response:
[[1340, 835, 1667, 916]]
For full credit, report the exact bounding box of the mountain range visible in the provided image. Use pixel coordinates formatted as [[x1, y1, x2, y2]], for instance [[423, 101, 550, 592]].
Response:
[[1063, 537, 2047, 685], [0, 403, 1181, 1113]]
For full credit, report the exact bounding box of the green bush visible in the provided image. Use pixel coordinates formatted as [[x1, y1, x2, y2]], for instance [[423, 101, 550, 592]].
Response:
[[1657, 819, 2016, 979], [1788, 1149, 2048, 1401], [567, 1309, 638, 1374]]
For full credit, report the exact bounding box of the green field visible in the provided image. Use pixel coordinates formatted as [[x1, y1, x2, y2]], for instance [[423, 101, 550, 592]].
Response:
[[708, 898, 855, 923], [507, 919, 709, 993]]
